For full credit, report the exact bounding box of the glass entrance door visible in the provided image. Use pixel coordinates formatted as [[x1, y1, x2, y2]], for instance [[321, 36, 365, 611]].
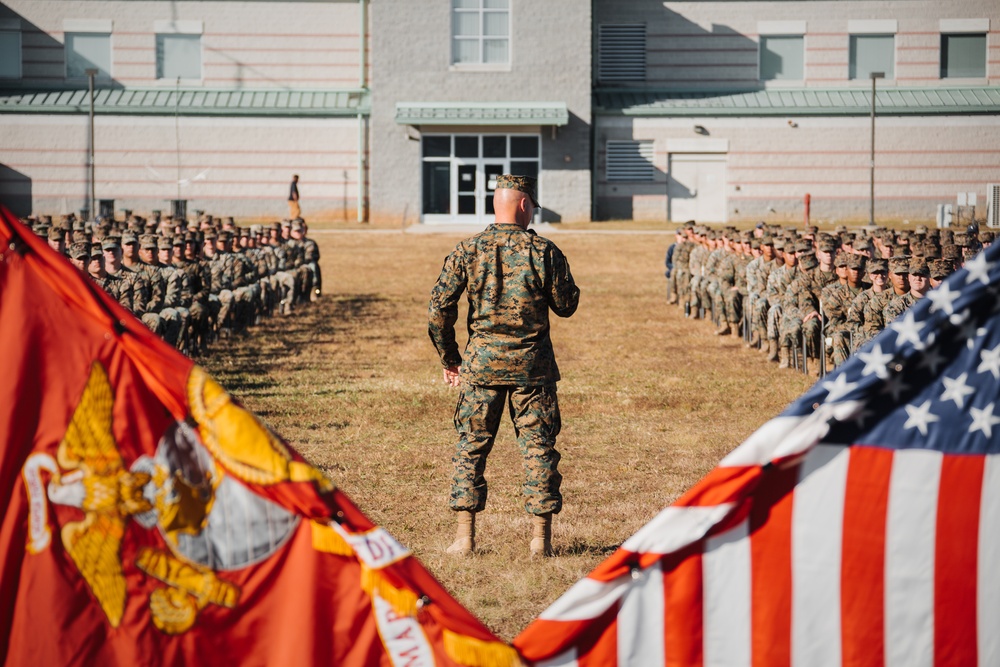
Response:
[[421, 134, 541, 224]]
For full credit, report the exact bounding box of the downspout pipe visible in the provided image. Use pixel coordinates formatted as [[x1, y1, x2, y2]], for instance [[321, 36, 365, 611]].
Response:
[[357, 0, 367, 223]]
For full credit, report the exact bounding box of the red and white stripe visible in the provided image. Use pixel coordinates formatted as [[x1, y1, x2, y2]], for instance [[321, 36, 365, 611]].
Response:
[[514, 404, 1000, 667]]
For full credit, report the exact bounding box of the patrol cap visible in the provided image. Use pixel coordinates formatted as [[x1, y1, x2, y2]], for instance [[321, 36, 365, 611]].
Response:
[[101, 236, 121, 251], [846, 253, 866, 270], [121, 232, 138, 245], [495, 174, 540, 207], [47, 226, 63, 241], [157, 236, 173, 251], [868, 258, 888, 273], [291, 220, 304, 232], [139, 234, 158, 250], [759, 235, 774, 246], [817, 237, 838, 253], [89, 244, 103, 260], [249, 224, 263, 235], [773, 239, 786, 251], [794, 241, 811, 253], [834, 253, 849, 268], [34, 225, 49, 239], [217, 230, 231, 242], [929, 259, 953, 280], [954, 232, 969, 247], [173, 235, 185, 247], [981, 230, 995, 244], [750, 238, 761, 250], [280, 219, 291, 228], [909, 258, 929, 276], [204, 231, 218, 242], [914, 224, 928, 236], [799, 252, 818, 270], [889, 257, 910, 274], [68, 242, 90, 260]]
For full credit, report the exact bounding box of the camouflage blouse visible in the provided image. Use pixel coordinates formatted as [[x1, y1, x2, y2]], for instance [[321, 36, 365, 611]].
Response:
[[429, 223, 580, 386]]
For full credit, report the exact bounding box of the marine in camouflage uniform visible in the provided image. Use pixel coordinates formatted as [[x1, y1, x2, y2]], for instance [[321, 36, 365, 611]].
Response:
[[744, 237, 774, 348], [428, 175, 579, 558], [847, 257, 888, 352], [765, 240, 797, 360], [778, 251, 821, 368], [687, 234, 708, 318], [715, 236, 743, 336], [884, 257, 928, 323], [672, 229, 693, 312], [821, 254, 865, 368]]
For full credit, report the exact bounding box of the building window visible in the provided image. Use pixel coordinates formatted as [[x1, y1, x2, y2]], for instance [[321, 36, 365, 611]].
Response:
[[157, 34, 201, 80], [421, 134, 540, 217], [759, 35, 804, 81], [606, 140, 654, 182], [0, 30, 20, 79], [65, 32, 111, 80], [941, 33, 987, 78], [850, 34, 894, 80], [452, 0, 509, 66], [598, 24, 646, 85]]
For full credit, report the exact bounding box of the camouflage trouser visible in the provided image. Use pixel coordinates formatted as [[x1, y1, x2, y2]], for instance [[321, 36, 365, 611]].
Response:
[[723, 287, 742, 324], [689, 275, 703, 311], [451, 383, 563, 516], [676, 270, 690, 301], [780, 314, 821, 357], [829, 328, 853, 367], [748, 294, 768, 338], [707, 280, 723, 321], [767, 302, 782, 341]]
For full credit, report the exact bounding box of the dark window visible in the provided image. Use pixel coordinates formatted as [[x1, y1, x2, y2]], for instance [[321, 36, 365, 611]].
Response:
[[941, 33, 986, 78], [454, 136, 478, 157], [510, 136, 538, 158], [483, 135, 506, 158], [423, 136, 450, 158], [422, 162, 450, 214]]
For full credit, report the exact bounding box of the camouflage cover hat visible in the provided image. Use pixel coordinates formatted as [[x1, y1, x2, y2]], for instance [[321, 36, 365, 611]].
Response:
[[954, 232, 969, 247], [47, 226, 63, 241], [794, 241, 812, 253], [914, 224, 928, 235], [799, 252, 818, 270], [759, 235, 774, 246], [909, 258, 929, 276], [291, 220, 304, 232], [89, 244, 103, 260], [495, 174, 539, 207], [68, 242, 90, 260], [157, 236, 173, 250], [889, 257, 910, 274], [773, 239, 786, 251], [750, 239, 761, 250], [204, 231, 218, 242], [101, 236, 120, 251], [172, 235, 185, 247], [929, 259, 954, 280], [139, 234, 158, 250], [846, 253, 866, 269], [817, 238, 838, 253], [869, 258, 888, 273], [834, 253, 849, 267]]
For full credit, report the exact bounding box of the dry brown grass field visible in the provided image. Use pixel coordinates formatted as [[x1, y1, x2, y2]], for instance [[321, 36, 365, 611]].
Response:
[[200, 227, 813, 640]]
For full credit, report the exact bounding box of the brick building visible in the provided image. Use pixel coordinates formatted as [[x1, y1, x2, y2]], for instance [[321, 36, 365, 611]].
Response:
[[1, 0, 998, 224]]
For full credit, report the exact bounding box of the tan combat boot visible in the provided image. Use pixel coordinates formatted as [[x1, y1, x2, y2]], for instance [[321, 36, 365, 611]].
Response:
[[446, 511, 476, 556], [766, 339, 779, 361], [747, 330, 761, 349], [730, 323, 742, 339], [778, 345, 791, 369], [529, 513, 553, 558]]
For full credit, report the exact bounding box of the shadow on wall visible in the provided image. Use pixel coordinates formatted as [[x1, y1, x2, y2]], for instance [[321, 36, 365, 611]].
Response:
[[0, 5, 126, 92], [0, 165, 33, 217], [594, 4, 761, 221]]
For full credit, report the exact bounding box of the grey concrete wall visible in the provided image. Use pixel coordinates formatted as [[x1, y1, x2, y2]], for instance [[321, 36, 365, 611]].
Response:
[[3, 0, 364, 89], [594, 0, 1000, 90], [1, 114, 364, 220], [595, 114, 1000, 224], [370, 0, 592, 223]]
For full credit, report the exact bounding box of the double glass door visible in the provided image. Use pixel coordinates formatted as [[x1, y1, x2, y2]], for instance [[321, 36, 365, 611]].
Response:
[[422, 134, 540, 224]]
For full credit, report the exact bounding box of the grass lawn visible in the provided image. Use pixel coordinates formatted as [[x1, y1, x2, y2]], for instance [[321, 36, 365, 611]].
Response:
[[200, 227, 813, 640]]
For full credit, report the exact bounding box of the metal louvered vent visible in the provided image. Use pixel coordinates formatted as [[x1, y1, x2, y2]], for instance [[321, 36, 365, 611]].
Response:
[[598, 24, 646, 84], [606, 140, 654, 181], [987, 183, 1000, 227]]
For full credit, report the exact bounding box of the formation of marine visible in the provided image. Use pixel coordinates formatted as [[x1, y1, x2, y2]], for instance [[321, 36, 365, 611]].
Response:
[[666, 221, 993, 376], [18, 210, 323, 357]]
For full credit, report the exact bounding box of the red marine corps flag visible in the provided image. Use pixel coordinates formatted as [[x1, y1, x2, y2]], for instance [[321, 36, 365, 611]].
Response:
[[0, 207, 519, 667], [515, 240, 1000, 666]]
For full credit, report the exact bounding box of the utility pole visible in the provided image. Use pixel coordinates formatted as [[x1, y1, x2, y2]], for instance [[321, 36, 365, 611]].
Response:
[[869, 71, 885, 226], [86, 68, 98, 220]]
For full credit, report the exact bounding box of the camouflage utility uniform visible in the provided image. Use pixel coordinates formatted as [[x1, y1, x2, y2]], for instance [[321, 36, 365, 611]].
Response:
[[428, 223, 580, 516]]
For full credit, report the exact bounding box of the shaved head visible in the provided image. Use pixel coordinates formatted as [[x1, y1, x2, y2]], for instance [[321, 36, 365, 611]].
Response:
[[494, 186, 534, 228]]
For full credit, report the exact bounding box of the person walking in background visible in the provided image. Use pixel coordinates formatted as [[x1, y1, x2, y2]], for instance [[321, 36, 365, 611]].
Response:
[[428, 175, 580, 559], [288, 174, 301, 219]]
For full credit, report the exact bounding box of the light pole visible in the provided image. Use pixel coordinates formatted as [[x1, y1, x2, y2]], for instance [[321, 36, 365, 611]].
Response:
[[86, 68, 98, 220], [869, 71, 885, 226]]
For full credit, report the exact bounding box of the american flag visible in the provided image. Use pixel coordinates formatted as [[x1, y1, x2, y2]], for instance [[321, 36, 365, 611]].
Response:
[[514, 242, 1000, 667]]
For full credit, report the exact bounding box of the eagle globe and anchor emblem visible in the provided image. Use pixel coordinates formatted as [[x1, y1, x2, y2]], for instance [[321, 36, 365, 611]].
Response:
[[22, 363, 333, 634]]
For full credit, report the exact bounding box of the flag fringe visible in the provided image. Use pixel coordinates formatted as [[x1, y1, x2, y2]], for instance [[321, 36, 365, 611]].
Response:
[[360, 564, 419, 616], [309, 521, 354, 558], [443, 629, 524, 667]]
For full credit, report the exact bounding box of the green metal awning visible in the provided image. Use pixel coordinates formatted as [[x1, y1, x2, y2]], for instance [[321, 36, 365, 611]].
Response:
[[0, 87, 370, 117], [395, 101, 568, 126], [594, 86, 1000, 117]]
